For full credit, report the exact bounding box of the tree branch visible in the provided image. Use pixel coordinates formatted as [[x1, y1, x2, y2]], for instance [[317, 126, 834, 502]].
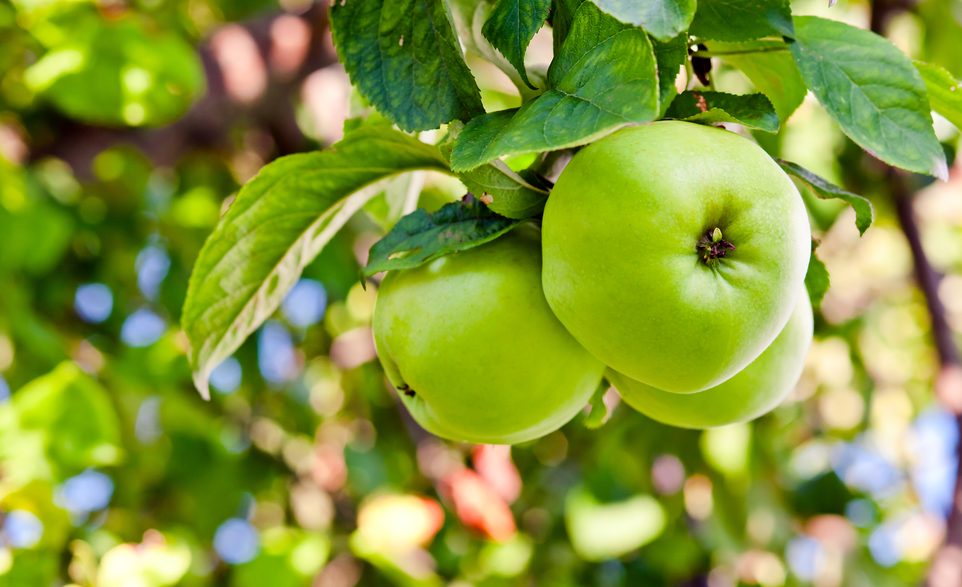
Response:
[[894, 172, 962, 585], [867, 2, 962, 583]]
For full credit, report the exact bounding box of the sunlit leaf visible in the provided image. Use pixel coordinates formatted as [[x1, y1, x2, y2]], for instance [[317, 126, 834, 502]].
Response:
[[451, 2, 658, 171], [590, 0, 695, 41], [789, 16, 947, 179], [482, 0, 552, 88], [914, 60, 962, 131], [565, 487, 666, 560], [182, 127, 448, 398], [25, 12, 203, 126]]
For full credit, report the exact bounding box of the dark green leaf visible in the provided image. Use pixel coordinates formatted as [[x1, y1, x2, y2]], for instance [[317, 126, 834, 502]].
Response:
[[363, 196, 522, 278], [789, 16, 947, 179], [665, 90, 779, 132], [914, 60, 962, 131], [550, 0, 586, 54], [182, 127, 448, 397], [441, 121, 549, 219], [653, 33, 689, 115], [451, 2, 658, 171], [330, 0, 484, 132], [709, 42, 805, 122], [482, 0, 552, 89], [805, 247, 830, 309], [778, 159, 874, 235], [25, 14, 203, 126], [590, 0, 695, 41], [690, 0, 793, 41], [459, 160, 549, 218]]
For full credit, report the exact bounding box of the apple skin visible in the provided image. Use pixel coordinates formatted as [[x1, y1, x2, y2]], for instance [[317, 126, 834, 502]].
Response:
[[609, 291, 813, 429], [372, 226, 605, 445], [542, 121, 810, 393]]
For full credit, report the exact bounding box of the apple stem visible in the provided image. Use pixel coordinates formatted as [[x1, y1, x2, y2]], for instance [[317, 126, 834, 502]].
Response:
[[697, 228, 735, 265]]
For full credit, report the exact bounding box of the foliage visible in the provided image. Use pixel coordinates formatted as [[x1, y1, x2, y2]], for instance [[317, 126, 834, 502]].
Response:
[[0, 0, 961, 585]]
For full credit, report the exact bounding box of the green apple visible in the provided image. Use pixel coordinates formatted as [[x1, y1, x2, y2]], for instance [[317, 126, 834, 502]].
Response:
[[372, 226, 605, 444], [542, 121, 810, 393], [609, 291, 813, 429]]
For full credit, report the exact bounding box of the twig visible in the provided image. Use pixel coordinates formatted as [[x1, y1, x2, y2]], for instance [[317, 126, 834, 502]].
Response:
[[688, 46, 789, 58], [533, 149, 574, 185]]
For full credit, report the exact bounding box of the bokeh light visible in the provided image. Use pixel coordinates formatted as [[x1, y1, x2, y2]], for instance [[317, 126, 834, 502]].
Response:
[[2, 510, 43, 548], [74, 283, 114, 323], [57, 469, 115, 517], [213, 519, 260, 564], [210, 357, 243, 394], [282, 278, 328, 328], [120, 309, 166, 347], [258, 321, 299, 384], [136, 245, 170, 300]]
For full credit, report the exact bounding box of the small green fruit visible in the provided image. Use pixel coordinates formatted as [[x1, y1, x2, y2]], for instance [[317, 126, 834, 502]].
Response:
[[609, 291, 813, 429], [542, 121, 811, 393], [372, 226, 605, 444]]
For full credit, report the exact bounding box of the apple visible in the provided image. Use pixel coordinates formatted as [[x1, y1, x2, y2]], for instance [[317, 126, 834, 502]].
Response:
[[372, 225, 605, 444], [609, 291, 813, 429], [542, 121, 810, 393]]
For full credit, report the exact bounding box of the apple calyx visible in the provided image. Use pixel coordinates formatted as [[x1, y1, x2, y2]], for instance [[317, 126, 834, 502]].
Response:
[[697, 227, 735, 266]]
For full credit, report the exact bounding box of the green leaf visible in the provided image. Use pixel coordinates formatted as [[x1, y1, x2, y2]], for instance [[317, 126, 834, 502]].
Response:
[[914, 60, 962, 131], [805, 246, 830, 309], [550, 0, 586, 54], [363, 196, 521, 278], [361, 173, 425, 232], [583, 380, 610, 429], [778, 159, 874, 235], [565, 487, 666, 561], [690, 0, 793, 41], [0, 363, 123, 485], [441, 122, 549, 219], [789, 16, 947, 179], [459, 160, 549, 218], [709, 42, 806, 122], [665, 90, 779, 132], [182, 127, 448, 398], [234, 529, 329, 587], [0, 161, 74, 275], [482, 0, 552, 89], [451, 2, 658, 171], [330, 0, 484, 132], [24, 14, 203, 126], [590, 0, 695, 41], [653, 33, 689, 115]]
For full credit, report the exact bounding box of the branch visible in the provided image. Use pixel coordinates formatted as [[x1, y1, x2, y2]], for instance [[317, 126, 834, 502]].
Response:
[[895, 176, 962, 586], [892, 182, 961, 369], [894, 171, 962, 585], [865, 2, 962, 583]]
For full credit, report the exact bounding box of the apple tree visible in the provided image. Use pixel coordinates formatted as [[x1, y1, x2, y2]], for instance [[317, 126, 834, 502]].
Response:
[[1, 0, 961, 584]]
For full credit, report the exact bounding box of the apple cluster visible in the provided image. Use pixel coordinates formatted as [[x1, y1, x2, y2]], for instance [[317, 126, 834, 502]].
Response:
[[373, 122, 814, 444]]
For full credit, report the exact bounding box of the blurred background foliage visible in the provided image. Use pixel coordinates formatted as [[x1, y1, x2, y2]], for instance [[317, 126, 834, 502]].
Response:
[[0, 0, 961, 585]]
